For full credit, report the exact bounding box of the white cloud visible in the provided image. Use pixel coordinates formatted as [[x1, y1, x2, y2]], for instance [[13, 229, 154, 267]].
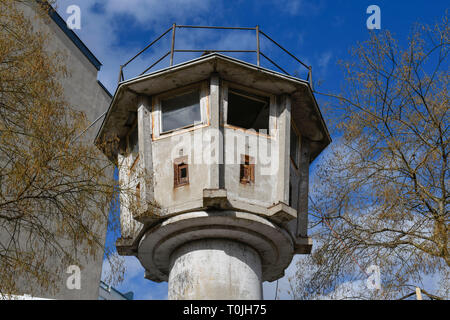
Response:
[[317, 51, 332, 69], [54, 0, 320, 92], [319, 280, 368, 300], [277, 0, 324, 16], [54, 0, 214, 93], [95, 0, 211, 27]]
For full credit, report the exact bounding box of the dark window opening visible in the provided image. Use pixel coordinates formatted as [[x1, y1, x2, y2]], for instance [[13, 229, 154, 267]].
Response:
[[180, 167, 187, 179], [174, 156, 189, 187], [128, 124, 139, 157], [161, 90, 201, 133], [125, 111, 137, 127], [227, 90, 270, 132], [240, 154, 255, 184]]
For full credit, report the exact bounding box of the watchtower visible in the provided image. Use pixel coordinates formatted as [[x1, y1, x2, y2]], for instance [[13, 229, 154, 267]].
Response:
[[96, 25, 330, 300]]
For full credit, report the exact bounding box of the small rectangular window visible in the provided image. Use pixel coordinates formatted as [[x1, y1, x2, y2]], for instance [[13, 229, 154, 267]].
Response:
[[290, 126, 299, 168], [240, 155, 255, 184], [161, 90, 201, 133], [174, 156, 189, 188], [227, 89, 270, 132]]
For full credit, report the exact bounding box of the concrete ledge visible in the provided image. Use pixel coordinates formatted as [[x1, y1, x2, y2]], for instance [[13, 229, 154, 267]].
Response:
[[134, 199, 204, 224], [202, 188, 298, 224], [293, 236, 312, 254], [133, 204, 162, 224], [119, 196, 302, 262], [132, 189, 298, 227], [203, 188, 227, 208], [116, 237, 137, 256], [267, 202, 297, 224], [137, 210, 295, 282]]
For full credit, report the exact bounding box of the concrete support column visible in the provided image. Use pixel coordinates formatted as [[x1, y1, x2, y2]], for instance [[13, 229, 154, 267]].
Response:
[[168, 239, 262, 300], [296, 136, 310, 238], [209, 73, 221, 189], [137, 96, 154, 208], [276, 94, 291, 204]]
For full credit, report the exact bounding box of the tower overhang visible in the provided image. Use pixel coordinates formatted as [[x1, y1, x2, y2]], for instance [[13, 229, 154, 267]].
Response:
[[95, 53, 331, 163]]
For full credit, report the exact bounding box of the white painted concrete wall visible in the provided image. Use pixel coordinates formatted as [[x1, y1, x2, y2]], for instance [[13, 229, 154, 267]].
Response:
[[168, 239, 262, 300]]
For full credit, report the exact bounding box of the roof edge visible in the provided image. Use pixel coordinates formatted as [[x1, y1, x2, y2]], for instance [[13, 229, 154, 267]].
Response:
[[97, 80, 113, 98], [94, 53, 311, 146], [120, 52, 310, 88], [43, 2, 102, 71]]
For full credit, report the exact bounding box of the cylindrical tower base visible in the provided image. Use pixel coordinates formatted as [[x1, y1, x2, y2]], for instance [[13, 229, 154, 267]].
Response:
[[168, 239, 262, 300]]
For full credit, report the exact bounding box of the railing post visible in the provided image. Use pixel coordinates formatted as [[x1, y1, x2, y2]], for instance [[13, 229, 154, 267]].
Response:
[[170, 23, 176, 66], [256, 25, 260, 66], [118, 65, 123, 84], [308, 66, 313, 90]]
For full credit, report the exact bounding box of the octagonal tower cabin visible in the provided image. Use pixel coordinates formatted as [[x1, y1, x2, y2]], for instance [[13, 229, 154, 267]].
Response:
[[96, 53, 330, 299]]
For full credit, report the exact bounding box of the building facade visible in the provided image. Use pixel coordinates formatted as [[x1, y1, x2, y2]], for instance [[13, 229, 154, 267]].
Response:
[[0, 2, 112, 299]]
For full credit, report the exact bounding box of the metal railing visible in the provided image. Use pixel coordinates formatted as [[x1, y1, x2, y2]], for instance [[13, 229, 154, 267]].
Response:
[[118, 24, 313, 87]]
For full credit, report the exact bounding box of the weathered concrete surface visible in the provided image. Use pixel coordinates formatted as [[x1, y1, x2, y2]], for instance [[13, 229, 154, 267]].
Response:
[[138, 210, 294, 283], [168, 239, 262, 300]]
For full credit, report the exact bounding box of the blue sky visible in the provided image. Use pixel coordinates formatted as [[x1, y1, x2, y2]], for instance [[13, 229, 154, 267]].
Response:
[[54, 0, 448, 300]]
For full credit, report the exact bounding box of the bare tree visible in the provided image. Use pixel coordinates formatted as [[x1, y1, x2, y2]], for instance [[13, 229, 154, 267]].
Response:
[[293, 13, 449, 300], [0, 0, 122, 297]]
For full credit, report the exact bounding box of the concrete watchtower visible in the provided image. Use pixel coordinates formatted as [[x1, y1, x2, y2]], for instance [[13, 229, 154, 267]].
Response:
[[96, 25, 330, 300]]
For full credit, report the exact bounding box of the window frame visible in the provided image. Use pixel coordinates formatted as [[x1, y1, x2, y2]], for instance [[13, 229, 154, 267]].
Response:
[[152, 81, 209, 139], [173, 156, 189, 188], [222, 81, 276, 138], [240, 154, 255, 185]]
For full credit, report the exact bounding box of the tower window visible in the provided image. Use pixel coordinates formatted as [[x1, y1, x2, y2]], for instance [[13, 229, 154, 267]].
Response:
[[227, 89, 270, 132], [174, 156, 189, 188], [161, 90, 201, 133], [240, 155, 255, 184]]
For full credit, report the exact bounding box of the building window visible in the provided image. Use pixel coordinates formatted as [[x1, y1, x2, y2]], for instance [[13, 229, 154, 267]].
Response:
[[161, 90, 201, 133], [240, 154, 255, 184], [290, 125, 299, 168], [174, 156, 189, 188], [227, 89, 270, 132]]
